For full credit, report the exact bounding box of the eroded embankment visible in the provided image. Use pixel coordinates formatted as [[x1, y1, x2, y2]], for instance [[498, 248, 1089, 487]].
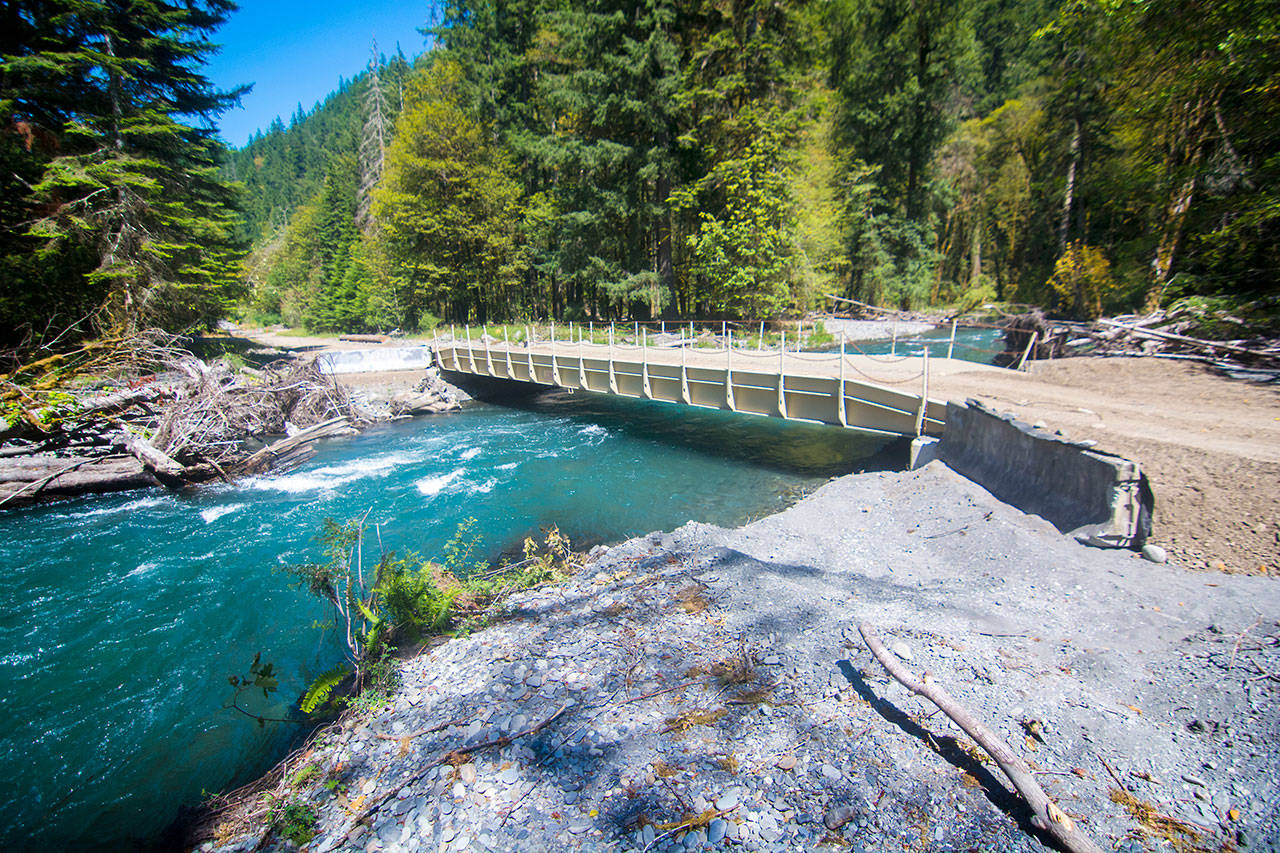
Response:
[[203, 463, 1280, 853]]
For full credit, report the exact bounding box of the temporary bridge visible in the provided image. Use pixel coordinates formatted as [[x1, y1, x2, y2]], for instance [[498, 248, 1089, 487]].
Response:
[[433, 326, 1007, 438]]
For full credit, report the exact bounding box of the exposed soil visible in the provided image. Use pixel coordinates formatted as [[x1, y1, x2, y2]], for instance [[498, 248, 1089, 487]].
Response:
[[931, 357, 1280, 575]]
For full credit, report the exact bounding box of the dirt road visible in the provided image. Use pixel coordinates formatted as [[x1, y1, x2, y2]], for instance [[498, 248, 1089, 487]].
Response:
[[932, 357, 1280, 575]]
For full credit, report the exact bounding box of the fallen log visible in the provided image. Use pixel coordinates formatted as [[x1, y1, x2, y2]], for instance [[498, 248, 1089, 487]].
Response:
[[858, 622, 1104, 853], [0, 455, 158, 508], [1097, 319, 1278, 363], [230, 417, 357, 477], [119, 430, 187, 487], [338, 334, 389, 344]]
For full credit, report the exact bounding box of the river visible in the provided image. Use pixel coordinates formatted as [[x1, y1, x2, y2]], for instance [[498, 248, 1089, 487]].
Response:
[[0, 389, 892, 850]]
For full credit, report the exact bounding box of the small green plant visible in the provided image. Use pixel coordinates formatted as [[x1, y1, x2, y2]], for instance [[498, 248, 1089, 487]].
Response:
[[806, 319, 834, 348], [268, 796, 317, 846]]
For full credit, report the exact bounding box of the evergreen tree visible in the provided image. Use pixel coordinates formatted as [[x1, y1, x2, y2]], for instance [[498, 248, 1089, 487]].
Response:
[[827, 0, 980, 307], [4, 0, 249, 334]]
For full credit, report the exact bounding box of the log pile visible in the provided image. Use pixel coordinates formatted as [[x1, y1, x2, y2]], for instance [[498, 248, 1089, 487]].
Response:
[[996, 308, 1280, 379], [0, 333, 371, 508]]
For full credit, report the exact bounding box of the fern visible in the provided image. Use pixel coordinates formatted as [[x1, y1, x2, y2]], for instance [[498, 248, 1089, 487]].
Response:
[[300, 664, 351, 715]]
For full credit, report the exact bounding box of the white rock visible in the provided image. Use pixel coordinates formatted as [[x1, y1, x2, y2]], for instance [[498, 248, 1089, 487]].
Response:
[[889, 640, 913, 661], [1141, 543, 1168, 564]]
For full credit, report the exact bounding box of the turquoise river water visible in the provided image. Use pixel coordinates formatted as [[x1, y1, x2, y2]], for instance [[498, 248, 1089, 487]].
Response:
[[0, 390, 896, 851]]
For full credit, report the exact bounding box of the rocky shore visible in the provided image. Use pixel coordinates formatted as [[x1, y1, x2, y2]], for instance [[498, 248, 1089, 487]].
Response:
[[202, 461, 1280, 853]]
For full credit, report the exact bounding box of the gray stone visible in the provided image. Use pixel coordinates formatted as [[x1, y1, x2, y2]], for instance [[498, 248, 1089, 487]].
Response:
[[715, 790, 740, 811], [820, 764, 842, 782], [1141, 543, 1168, 563], [459, 764, 476, 785], [707, 818, 727, 843], [499, 766, 520, 785]]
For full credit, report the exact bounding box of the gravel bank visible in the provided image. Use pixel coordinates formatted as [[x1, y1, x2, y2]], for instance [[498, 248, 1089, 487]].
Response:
[[205, 463, 1279, 853], [817, 318, 939, 341]]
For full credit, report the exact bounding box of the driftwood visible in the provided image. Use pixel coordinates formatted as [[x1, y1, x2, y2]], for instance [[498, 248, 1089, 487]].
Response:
[[0, 455, 158, 507], [338, 334, 389, 344], [858, 622, 1104, 853], [1096, 319, 1278, 363], [0, 333, 387, 508], [230, 417, 357, 477]]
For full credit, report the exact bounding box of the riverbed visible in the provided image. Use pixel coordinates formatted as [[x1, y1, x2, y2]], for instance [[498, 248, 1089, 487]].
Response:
[[0, 391, 888, 850]]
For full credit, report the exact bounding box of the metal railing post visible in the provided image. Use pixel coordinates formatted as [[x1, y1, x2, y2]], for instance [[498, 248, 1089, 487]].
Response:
[[777, 331, 788, 417], [504, 328, 513, 378], [891, 320, 898, 356], [838, 333, 847, 427], [680, 328, 690, 403], [641, 327, 652, 398], [947, 319, 957, 360], [914, 346, 930, 436], [725, 330, 736, 412], [608, 324, 618, 393]]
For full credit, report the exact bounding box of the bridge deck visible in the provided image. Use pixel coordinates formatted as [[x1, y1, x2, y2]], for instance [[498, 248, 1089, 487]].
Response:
[[434, 339, 1008, 437]]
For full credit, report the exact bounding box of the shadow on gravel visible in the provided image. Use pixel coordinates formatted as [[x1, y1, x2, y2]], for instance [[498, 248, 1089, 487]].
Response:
[[836, 660, 1061, 850]]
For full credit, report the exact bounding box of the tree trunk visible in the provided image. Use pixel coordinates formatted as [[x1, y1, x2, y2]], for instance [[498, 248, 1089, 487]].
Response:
[[969, 219, 982, 287], [1146, 172, 1197, 311], [1057, 117, 1080, 254]]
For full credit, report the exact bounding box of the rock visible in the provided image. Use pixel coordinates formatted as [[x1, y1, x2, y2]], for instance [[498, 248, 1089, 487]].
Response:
[[824, 806, 857, 830], [388, 390, 457, 416], [1141, 543, 1168, 563], [715, 789, 741, 811], [775, 755, 797, 771], [498, 766, 520, 785], [820, 764, 842, 782], [459, 764, 476, 785], [889, 640, 912, 661], [707, 818, 727, 843]]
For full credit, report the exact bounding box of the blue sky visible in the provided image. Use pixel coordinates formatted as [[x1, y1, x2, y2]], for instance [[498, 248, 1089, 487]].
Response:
[[205, 2, 436, 148]]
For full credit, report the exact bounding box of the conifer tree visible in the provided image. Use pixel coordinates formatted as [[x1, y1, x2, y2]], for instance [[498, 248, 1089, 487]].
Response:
[[4, 0, 249, 334]]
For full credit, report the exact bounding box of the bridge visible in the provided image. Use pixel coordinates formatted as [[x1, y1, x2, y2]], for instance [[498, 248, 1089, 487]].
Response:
[[432, 329, 1006, 438]]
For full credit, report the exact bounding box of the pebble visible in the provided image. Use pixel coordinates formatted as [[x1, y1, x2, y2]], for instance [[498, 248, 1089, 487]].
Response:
[[1141, 543, 1168, 563], [715, 789, 741, 811], [208, 517, 1275, 853]]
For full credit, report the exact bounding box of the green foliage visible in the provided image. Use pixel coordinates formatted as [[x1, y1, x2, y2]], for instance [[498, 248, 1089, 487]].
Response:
[[374, 59, 526, 327], [268, 797, 317, 847], [3, 0, 249, 336], [806, 320, 834, 348], [1047, 241, 1115, 318], [376, 555, 457, 636], [299, 664, 352, 715], [224, 0, 1278, 330]]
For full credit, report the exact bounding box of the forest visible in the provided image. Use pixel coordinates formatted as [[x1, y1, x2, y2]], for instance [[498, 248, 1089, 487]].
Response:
[[2, 0, 1278, 346]]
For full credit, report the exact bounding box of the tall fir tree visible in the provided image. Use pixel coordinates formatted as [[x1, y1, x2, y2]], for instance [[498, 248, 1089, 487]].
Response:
[[4, 0, 249, 334]]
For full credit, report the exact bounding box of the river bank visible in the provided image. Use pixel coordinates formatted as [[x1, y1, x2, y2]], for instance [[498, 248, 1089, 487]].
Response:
[[199, 460, 1279, 853]]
